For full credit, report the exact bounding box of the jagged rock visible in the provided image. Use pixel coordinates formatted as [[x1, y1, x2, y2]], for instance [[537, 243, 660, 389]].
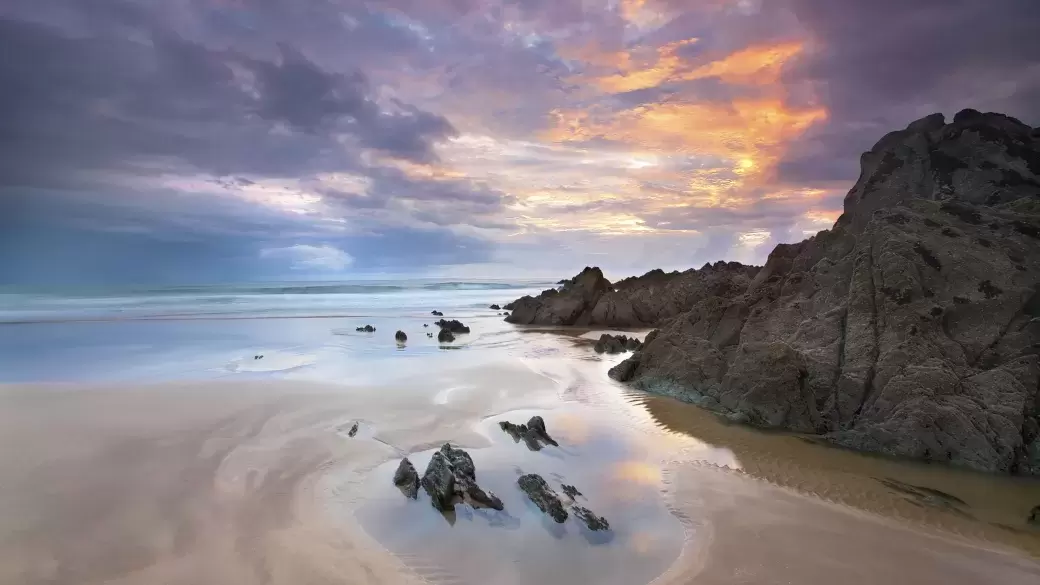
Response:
[[438, 329, 455, 343], [593, 333, 642, 354], [393, 458, 420, 499], [347, 422, 359, 437], [431, 310, 444, 316], [517, 474, 568, 523], [395, 330, 407, 342], [600, 111, 1040, 476], [435, 319, 471, 333], [561, 484, 582, 499], [420, 444, 503, 511], [499, 416, 559, 450], [489, 304, 501, 310], [571, 505, 610, 531], [355, 325, 376, 333]]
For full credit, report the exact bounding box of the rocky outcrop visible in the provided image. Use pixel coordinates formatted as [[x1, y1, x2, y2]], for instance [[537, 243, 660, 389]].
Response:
[[355, 325, 376, 332], [393, 458, 420, 499], [435, 319, 471, 333], [431, 310, 443, 316], [419, 444, 504, 511], [505, 264, 759, 327], [594, 333, 642, 354], [599, 110, 1040, 475], [489, 304, 501, 310], [571, 505, 610, 531], [517, 474, 568, 523], [499, 415, 559, 451]]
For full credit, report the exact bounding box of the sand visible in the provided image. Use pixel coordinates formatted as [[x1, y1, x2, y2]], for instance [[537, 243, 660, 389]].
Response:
[[1, 364, 1039, 585]]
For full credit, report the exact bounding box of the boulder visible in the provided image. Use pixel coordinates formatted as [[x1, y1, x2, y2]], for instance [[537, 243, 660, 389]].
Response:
[[593, 333, 642, 354], [517, 474, 568, 523], [420, 444, 503, 511], [431, 310, 444, 316], [393, 458, 420, 499], [489, 304, 501, 310], [435, 319, 471, 333], [355, 325, 376, 333], [438, 329, 455, 343], [571, 505, 610, 531], [594, 111, 1040, 475], [499, 415, 559, 450], [395, 330, 407, 342]]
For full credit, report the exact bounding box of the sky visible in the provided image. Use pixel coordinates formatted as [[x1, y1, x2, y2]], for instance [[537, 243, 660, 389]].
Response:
[[1, 0, 1038, 284]]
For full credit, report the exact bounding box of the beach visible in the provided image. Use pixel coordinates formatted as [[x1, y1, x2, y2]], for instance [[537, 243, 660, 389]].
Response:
[[1, 282, 1039, 585]]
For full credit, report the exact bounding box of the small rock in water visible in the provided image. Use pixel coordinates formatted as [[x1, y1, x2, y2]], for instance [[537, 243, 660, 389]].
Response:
[[393, 458, 420, 499], [561, 484, 582, 500], [571, 505, 610, 531], [347, 422, 359, 437], [431, 310, 444, 316], [499, 416, 558, 451], [356, 325, 376, 333], [427, 332, 434, 338], [423, 323, 429, 327], [395, 330, 407, 342], [517, 474, 568, 523], [435, 319, 471, 333], [489, 304, 501, 310], [438, 329, 455, 343], [420, 444, 502, 512], [1028, 505, 1040, 525]]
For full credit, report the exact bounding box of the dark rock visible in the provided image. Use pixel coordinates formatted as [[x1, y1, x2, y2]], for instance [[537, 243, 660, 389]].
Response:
[[435, 319, 471, 333], [489, 304, 501, 310], [356, 325, 376, 333], [421, 452, 457, 511], [421, 444, 503, 512], [561, 484, 582, 500], [395, 330, 407, 342], [437, 329, 455, 343], [593, 333, 642, 354], [347, 422, 359, 437], [571, 505, 610, 531], [591, 111, 1040, 476], [517, 474, 568, 523], [431, 310, 444, 316], [499, 416, 559, 450], [423, 323, 429, 328], [1029, 505, 1040, 525], [393, 458, 420, 499]]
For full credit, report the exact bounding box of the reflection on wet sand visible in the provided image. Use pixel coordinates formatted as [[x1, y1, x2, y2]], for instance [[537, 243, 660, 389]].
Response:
[[624, 389, 1040, 558]]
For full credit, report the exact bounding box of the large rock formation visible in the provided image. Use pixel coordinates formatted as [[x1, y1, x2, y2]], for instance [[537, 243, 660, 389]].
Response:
[[514, 110, 1040, 476]]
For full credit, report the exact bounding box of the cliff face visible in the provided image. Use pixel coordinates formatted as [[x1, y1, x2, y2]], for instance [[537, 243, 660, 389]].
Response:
[[508, 110, 1040, 475]]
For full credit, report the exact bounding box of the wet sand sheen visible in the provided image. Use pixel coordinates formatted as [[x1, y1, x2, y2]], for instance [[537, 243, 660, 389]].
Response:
[[1, 361, 1039, 584]]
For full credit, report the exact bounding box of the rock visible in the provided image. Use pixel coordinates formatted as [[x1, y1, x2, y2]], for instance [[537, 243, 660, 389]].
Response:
[[431, 310, 444, 316], [1029, 505, 1040, 525], [517, 474, 568, 523], [583, 111, 1040, 476], [347, 422, 359, 437], [421, 444, 503, 511], [423, 323, 429, 327], [427, 332, 434, 338], [438, 329, 455, 343], [561, 484, 582, 500], [421, 452, 456, 511], [489, 304, 501, 310], [435, 319, 471, 333], [355, 325, 376, 333], [499, 416, 558, 450], [393, 458, 420, 499], [395, 330, 407, 342], [593, 333, 642, 354], [571, 505, 610, 531]]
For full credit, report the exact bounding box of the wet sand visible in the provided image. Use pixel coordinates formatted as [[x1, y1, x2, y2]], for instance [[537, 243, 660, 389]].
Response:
[[1, 355, 1039, 585]]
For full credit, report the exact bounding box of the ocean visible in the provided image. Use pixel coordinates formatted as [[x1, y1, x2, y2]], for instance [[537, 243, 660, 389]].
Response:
[[0, 279, 554, 383]]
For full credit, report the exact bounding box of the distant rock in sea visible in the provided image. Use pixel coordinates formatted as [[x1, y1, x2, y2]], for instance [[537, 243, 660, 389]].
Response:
[[356, 325, 376, 333], [435, 319, 470, 333], [395, 330, 407, 342], [508, 110, 1040, 477], [489, 304, 501, 310], [431, 310, 444, 316], [438, 329, 455, 343]]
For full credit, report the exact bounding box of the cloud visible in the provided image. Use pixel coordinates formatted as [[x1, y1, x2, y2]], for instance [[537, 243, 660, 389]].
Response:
[[260, 244, 354, 271], [1, 0, 1038, 284]]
